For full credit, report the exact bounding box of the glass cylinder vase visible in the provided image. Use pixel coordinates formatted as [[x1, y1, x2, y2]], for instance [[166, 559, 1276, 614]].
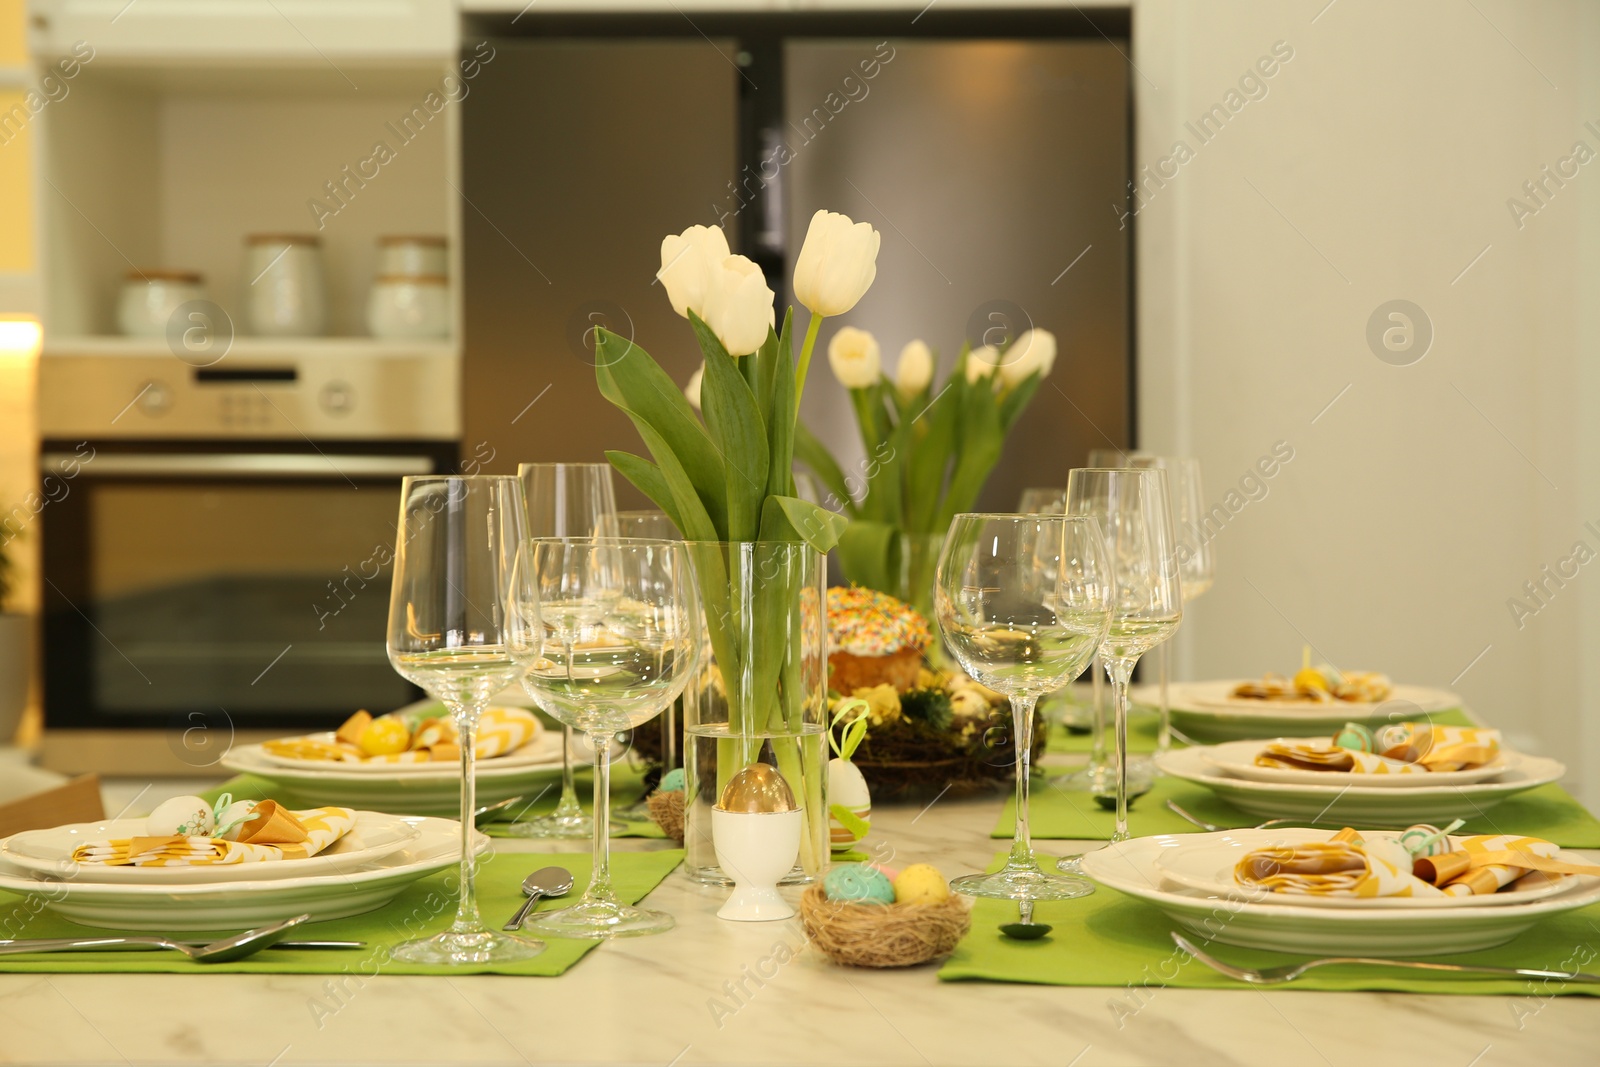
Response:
[[895, 529, 944, 620], [682, 541, 828, 886]]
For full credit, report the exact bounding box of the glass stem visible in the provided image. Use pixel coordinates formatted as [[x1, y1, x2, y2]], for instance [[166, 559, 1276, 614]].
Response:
[[1157, 642, 1172, 756], [553, 727, 582, 818], [450, 705, 483, 934], [1105, 657, 1137, 843], [1089, 652, 1107, 771], [662, 701, 679, 772], [1006, 692, 1039, 873], [587, 731, 616, 906]]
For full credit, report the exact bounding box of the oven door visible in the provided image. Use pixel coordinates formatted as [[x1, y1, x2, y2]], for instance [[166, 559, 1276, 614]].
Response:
[[40, 441, 456, 732]]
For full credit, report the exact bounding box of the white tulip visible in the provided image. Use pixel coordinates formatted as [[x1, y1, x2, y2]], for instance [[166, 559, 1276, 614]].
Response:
[[684, 364, 704, 410], [894, 340, 933, 397], [966, 345, 1000, 385], [793, 209, 881, 317], [827, 326, 881, 389], [1000, 328, 1057, 387], [657, 225, 731, 320], [702, 254, 775, 357]]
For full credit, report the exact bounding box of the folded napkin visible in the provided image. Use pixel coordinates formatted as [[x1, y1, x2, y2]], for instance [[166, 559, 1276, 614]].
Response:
[[1235, 827, 1600, 899], [1255, 722, 1501, 775], [262, 706, 540, 764], [71, 803, 356, 866]]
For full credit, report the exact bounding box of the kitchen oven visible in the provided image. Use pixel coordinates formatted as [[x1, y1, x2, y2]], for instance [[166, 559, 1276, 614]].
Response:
[[35, 349, 458, 771]]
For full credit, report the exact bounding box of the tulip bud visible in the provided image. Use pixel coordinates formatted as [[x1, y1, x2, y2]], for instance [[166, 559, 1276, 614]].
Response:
[[793, 209, 881, 317], [827, 326, 882, 390], [702, 255, 776, 357], [684, 365, 704, 410], [657, 225, 732, 320], [894, 340, 933, 397], [1000, 328, 1057, 387], [966, 345, 1000, 385]]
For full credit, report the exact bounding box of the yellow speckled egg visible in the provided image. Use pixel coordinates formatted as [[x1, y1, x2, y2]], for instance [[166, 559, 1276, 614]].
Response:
[[892, 863, 950, 905], [359, 717, 411, 756]]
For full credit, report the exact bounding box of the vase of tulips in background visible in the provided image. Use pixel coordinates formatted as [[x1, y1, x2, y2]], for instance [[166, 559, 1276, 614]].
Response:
[[795, 327, 1059, 619], [590, 209, 880, 884]]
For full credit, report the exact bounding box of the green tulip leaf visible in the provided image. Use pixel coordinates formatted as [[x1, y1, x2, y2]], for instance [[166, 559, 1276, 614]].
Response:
[[692, 312, 770, 543]]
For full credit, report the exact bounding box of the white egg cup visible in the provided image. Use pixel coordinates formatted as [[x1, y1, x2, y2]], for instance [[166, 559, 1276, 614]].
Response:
[[711, 807, 803, 922]]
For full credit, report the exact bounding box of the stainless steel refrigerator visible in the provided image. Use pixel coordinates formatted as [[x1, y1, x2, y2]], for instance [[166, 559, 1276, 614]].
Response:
[[462, 27, 1131, 511]]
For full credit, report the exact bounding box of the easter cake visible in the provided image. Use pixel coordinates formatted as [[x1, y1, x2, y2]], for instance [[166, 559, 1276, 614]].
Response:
[[826, 585, 932, 694]]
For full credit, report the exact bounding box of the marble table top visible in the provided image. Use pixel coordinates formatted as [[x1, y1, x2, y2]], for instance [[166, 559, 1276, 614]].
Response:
[[1, 764, 1596, 1067]]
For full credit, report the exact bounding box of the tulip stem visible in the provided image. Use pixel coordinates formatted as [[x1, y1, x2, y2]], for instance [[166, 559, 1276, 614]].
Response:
[[793, 313, 824, 420]]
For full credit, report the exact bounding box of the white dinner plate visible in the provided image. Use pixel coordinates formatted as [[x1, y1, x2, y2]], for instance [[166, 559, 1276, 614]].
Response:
[[0, 811, 421, 886], [255, 729, 564, 774], [1080, 829, 1600, 956], [1200, 737, 1519, 788], [221, 743, 565, 818], [1141, 680, 1462, 743], [1156, 745, 1566, 826], [1153, 829, 1578, 908], [0, 817, 487, 931]]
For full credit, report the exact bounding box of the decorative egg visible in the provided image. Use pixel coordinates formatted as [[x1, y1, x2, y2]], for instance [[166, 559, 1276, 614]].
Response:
[[1374, 722, 1413, 753], [717, 764, 796, 813], [359, 717, 411, 756], [147, 795, 215, 837], [827, 757, 872, 853], [870, 863, 900, 881], [1333, 722, 1375, 753], [658, 768, 686, 794], [893, 863, 950, 905], [1398, 824, 1452, 858], [213, 800, 258, 841], [822, 863, 895, 905]]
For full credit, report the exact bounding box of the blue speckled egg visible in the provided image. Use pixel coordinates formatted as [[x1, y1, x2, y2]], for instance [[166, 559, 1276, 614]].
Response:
[[1333, 723, 1375, 753], [658, 768, 686, 794], [823, 863, 895, 905]]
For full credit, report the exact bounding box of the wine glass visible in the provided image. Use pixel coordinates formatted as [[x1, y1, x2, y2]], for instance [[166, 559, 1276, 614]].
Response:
[[1128, 456, 1213, 756], [1066, 467, 1183, 842], [1017, 487, 1066, 515], [386, 475, 543, 964], [510, 462, 618, 839], [935, 513, 1111, 900], [599, 509, 684, 816], [508, 537, 698, 937]]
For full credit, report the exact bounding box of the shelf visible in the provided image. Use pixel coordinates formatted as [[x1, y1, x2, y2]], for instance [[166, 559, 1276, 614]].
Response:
[[41, 336, 458, 361]]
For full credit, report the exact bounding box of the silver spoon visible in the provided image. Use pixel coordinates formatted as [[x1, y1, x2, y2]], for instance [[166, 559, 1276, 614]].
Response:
[[502, 866, 574, 931], [472, 795, 528, 824], [1172, 932, 1600, 986], [0, 913, 310, 963]]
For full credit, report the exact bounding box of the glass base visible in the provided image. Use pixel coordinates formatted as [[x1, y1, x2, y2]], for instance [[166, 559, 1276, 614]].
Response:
[[1052, 759, 1155, 794], [504, 811, 593, 839], [611, 800, 652, 823], [950, 864, 1096, 902], [523, 898, 675, 939], [1055, 852, 1086, 875], [389, 926, 545, 965]]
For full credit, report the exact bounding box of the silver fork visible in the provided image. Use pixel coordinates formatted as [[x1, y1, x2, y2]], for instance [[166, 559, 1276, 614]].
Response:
[[1171, 933, 1600, 986]]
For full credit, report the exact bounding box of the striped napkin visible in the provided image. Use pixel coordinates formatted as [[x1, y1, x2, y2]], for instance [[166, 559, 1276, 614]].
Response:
[[262, 707, 541, 764], [71, 803, 356, 866], [1255, 723, 1501, 775], [1235, 827, 1600, 899]]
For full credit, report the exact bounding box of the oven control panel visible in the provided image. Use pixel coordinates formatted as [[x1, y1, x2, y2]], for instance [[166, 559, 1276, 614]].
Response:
[[37, 346, 460, 440]]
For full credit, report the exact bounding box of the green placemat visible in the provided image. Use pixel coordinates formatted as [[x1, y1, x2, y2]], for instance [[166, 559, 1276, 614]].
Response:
[[201, 766, 665, 840], [0, 848, 683, 976], [938, 853, 1600, 995], [993, 776, 1600, 846]]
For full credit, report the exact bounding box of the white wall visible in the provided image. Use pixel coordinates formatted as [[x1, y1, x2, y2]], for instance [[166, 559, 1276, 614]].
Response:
[[1134, 0, 1600, 807]]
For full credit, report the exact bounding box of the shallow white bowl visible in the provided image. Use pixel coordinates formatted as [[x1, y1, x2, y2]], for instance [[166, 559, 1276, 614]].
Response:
[[1080, 829, 1600, 956], [0, 817, 486, 931], [1142, 680, 1462, 743], [1155, 746, 1566, 826], [1199, 737, 1519, 788]]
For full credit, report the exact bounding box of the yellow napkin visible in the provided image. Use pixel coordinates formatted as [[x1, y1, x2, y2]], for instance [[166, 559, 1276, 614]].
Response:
[[1255, 723, 1501, 775], [262, 707, 541, 764], [1236, 828, 1600, 899], [71, 803, 356, 866]]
